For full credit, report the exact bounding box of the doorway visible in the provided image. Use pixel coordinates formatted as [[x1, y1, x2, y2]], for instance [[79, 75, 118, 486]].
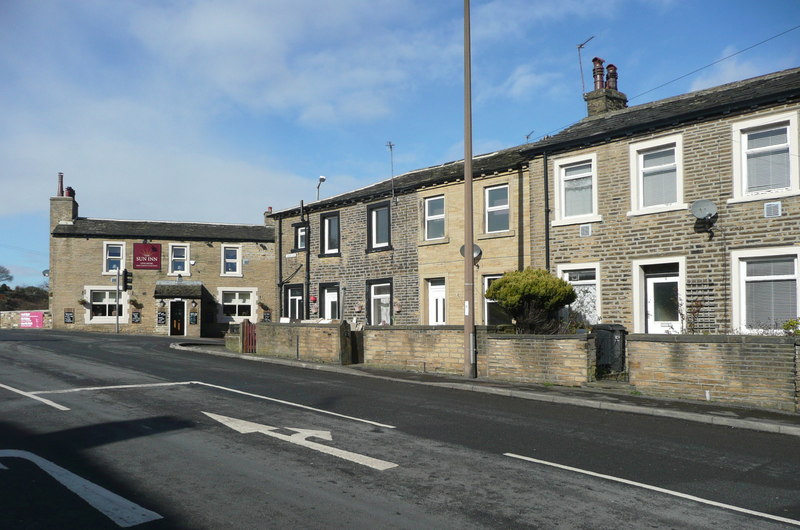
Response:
[[170, 300, 186, 336], [645, 274, 680, 333], [427, 279, 446, 325]]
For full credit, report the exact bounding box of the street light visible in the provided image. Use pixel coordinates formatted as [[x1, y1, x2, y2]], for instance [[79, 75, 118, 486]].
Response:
[[316, 175, 326, 201]]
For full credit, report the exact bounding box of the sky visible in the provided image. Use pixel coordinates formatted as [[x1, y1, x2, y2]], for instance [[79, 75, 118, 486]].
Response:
[[1, 0, 799, 287]]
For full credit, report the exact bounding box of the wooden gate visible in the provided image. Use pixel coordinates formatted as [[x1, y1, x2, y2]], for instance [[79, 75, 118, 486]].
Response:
[[242, 319, 257, 354]]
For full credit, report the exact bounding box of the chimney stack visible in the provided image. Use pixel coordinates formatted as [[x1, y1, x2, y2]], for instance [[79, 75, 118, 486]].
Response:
[[584, 58, 627, 117]]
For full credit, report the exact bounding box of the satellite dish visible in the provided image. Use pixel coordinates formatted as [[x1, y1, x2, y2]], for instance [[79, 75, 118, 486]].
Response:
[[691, 199, 718, 220], [459, 244, 483, 262]]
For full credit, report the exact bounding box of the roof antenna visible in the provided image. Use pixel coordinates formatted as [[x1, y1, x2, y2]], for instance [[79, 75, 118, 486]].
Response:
[[524, 129, 535, 143], [386, 141, 396, 203], [577, 35, 595, 94]]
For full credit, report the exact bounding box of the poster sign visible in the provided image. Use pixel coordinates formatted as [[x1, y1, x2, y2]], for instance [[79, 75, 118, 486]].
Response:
[[64, 309, 74, 324], [132, 312, 141, 323], [157, 311, 167, 325], [20, 311, 44, 328], [189, 312, 198, 325], [133, 243, 162, 270]]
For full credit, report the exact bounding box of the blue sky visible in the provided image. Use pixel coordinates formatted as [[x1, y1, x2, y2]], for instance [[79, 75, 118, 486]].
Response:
[[1, 0, 799, 287]]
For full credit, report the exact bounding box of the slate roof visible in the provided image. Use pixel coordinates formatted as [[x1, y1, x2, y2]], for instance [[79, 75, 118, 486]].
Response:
[[52, 218, 274, 242], [154, 280, 203, 299], [271, 66, 800, 217]]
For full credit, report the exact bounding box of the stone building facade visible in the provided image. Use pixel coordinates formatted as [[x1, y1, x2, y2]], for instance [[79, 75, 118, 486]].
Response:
[[524, 63, 800, 334], [49, 186, 275, 337]]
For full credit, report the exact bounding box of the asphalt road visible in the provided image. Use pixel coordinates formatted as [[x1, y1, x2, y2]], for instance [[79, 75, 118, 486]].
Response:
[[1, 329, 798, 529]]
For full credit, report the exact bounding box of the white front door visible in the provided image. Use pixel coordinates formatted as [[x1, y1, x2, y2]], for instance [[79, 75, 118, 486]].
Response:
[[323, 287, 339, 320], [428, 279, 446, 325], [646, 275, 680, 333]]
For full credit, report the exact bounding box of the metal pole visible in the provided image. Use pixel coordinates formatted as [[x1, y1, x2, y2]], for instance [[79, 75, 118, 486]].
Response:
[[115, 267, 120, 334], [463, 0, 476, 378]]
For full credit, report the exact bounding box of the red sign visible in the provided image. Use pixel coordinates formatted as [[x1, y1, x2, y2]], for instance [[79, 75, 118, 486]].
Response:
[[20, 312, 44, 328], [133, 243, 162, 270]]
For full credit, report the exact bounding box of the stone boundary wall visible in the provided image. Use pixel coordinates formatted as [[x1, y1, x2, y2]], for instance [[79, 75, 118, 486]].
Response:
[[362, 325, 498, 375], [0, 310, 52, 329], [627, 334, 799, 412], [253, 321, 353, 364], [485, 334, 593, 386]]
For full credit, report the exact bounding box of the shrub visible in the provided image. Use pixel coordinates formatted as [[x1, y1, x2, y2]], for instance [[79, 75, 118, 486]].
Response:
[[485, 268, 576, 334]]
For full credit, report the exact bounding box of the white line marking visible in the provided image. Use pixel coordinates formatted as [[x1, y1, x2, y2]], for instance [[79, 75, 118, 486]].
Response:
[[193, 382, 396, 429], [32, 381, 194, 395], [0, 383, 69, 411], [0, 450, 162, 527], [28, 380, 395, 429], [504, 452, 800, 527], [203, 412, 398, 471]]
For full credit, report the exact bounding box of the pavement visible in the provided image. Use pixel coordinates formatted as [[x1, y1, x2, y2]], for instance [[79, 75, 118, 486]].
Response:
[[171, 340, 800, 438]]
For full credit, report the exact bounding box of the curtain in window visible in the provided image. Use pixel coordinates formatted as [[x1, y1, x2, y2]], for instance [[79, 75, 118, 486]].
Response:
[[642, 149, 677, 207], [747, 128, 790, 193], [745, 258, 796, 329], [564, 175, 592, 217]]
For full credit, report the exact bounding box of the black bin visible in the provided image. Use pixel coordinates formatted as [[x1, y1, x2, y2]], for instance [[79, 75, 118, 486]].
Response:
[[592, 324, 626, 374]]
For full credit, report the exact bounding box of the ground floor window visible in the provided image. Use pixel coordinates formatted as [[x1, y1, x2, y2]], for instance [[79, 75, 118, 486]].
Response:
[[320, 283, 340, 320], [284, 284, 304, 321], [84, 286, 127, 324], [483, 275, 512, 326], [558, 264, 600, 326], [732, 247, 799, 332], [217, 288, 257, 323], [367, 279, 392, 325]]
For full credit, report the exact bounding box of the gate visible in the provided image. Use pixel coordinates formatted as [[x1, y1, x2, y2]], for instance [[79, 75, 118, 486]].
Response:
[[241, 319, 257, 354]]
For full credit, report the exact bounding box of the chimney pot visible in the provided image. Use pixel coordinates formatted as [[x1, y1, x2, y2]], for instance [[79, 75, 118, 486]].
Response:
[[606, 64, 618, 91], [57, 172, 64, 197], [65, 186, 75, 198], [592, 57, 606, 90]]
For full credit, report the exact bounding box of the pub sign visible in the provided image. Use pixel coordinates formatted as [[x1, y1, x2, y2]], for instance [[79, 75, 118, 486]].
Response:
[[133, 243, 162, 270]]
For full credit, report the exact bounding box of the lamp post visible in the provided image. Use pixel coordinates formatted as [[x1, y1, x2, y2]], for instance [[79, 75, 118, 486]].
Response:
[[316, 175, 326, 201], [463, 0, 476, 378]]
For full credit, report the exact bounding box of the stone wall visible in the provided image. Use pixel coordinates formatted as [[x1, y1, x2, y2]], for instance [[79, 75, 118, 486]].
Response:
[[485, 334, 592, 386], [0, 310, 53, 329], [362, 325, 496, 375], [254, 321, 353, 364], [627, 334, 799, 412]]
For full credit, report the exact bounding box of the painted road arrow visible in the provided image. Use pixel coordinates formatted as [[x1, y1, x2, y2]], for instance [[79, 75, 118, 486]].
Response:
[[202, 412, 397, 471]]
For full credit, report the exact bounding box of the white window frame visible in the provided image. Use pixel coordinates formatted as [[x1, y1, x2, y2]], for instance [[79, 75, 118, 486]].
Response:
[[296, 226, 307, 250], [369, 281, 392, 325], [424, 196, 446, 240], [552, 153, 601, 226], [370, 204, 391, 249], [216, 287, 257, 323], [484, 184, 510, 233], [730, 246, 800, 333], [102, 241, 125, 275], [631, 256, 686, 333], [220, 244, 242, 277], [322, 213, 339, 255], [729, 110, 799, 203], [168, 243, 191, 276], [84, 285, 128, 324], [628, 134, 687, 216], [557, 262, 601, 325]]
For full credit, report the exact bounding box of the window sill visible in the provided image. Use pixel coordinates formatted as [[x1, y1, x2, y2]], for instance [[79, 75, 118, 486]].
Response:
[[220, 273, 243, 278], [88, 318, 129, 324], [627, 203, 688, 217], [290, 248, 307, 254], [727, 190, 800, 204], [551, 214, 602, 227], [167, 272, 191, 277], [366, 245, 393, 254], [477, 230, 515, 240], [318, 252, 341, 258], [418, 237, 449, 247]]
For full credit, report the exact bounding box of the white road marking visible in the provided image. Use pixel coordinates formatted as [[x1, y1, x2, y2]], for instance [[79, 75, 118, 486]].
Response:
[[203, 412, 398, 471], [193, 381, 396, 429], [32, 381, 194, 395], [0, 383, 70, 410], [0, 450, 162, 527], [504, 452, 800, 527], [26, 380, 396, 429]]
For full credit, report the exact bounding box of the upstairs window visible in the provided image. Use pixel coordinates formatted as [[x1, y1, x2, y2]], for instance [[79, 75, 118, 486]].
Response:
[[553, 153, 600, 225], [485, 185, 509, 233], [320, 213, 340, 255], [221, 245, 242, 276], [367, 201, 391, 251], [731, 111, 798, 202], [103, 242, 124, 274], [424, 196, 445, 240], [169, 244, 190, 276], [293, 224, 307, 251], [629, 134, 685, 215]]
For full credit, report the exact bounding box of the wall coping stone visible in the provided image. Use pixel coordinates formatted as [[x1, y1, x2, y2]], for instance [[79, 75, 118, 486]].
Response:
[[628, 333, 798, 345], [488, 334, 592, 342]]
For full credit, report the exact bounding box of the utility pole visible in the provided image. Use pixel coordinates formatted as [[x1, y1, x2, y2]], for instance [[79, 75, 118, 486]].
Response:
[[463, 0, 476, 378]]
